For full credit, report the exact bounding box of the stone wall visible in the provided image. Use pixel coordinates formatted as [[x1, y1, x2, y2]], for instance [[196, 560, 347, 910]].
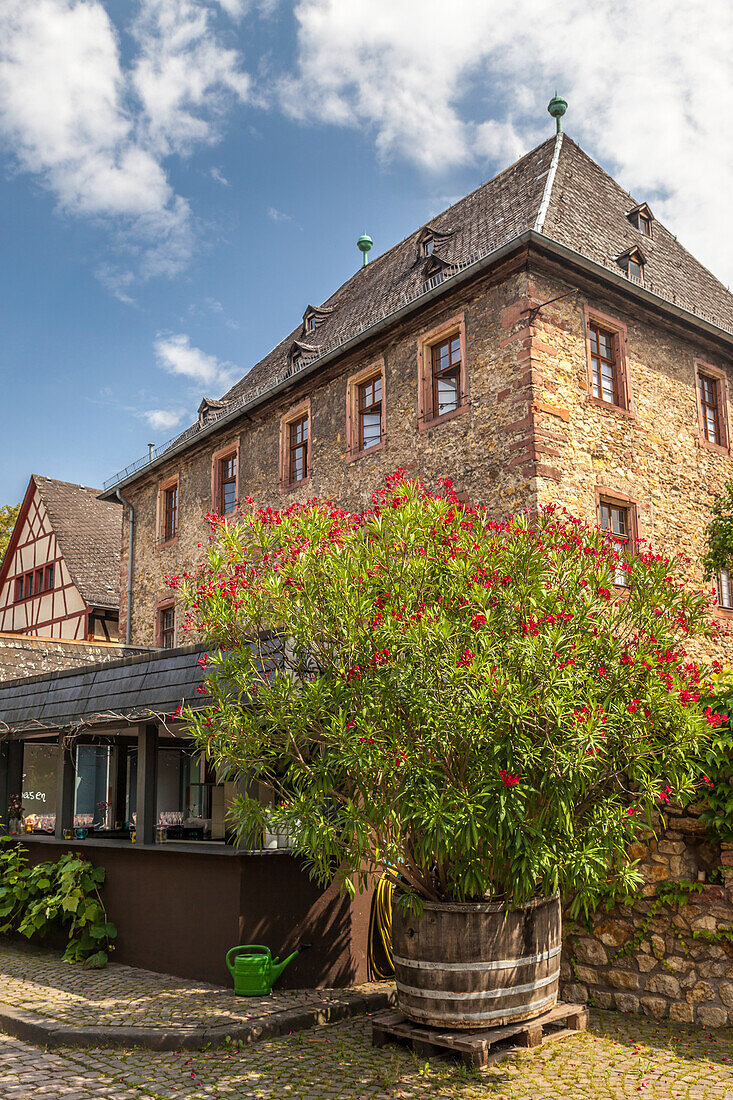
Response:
[[517, 262, 733, 661], [121, 263, 539, 646], [562, 808, 733, 1027], [0, 634, 147, 682], [117, 251, 733, 657]]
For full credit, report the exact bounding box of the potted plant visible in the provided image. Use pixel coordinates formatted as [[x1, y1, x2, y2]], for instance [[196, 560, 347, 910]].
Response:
[[172, 473, 720, 1028]]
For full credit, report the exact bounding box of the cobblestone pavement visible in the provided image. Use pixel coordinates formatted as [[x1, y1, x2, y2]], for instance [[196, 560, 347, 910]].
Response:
[[1, 1012, 732, 1100], [0, 942, 389, 1030]]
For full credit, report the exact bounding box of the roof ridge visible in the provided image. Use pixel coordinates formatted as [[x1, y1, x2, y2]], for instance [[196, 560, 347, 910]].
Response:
[[33, 474, 102, 494], [533, 132, 564, 233], [546, 136, 733, 302]]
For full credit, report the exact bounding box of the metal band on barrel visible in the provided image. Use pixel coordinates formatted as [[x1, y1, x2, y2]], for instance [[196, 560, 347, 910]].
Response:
[[395, 969, 559, 1001], [402, 989, 559, 1024], [392, 943, 561, 972]]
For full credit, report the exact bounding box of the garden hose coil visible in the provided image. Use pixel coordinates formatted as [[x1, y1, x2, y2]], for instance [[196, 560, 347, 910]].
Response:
[[367, 873, 394, 980]]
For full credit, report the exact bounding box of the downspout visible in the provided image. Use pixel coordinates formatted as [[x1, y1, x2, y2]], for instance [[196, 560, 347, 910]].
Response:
[[115, 488, 134, 646]]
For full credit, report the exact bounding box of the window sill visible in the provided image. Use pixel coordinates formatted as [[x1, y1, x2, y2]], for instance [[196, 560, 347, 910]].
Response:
[[712, 607, 733, 620], [346, 441, 386, 464], [697, 437, 731, 458], [587, 396, 635, 419], [418, 403, 470, 432], [157, 537, 178, 549], [279, 476, 311, 495], [12, 592, 54, 605]]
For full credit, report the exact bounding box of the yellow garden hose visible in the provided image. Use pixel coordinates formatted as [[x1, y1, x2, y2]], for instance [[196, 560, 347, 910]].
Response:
[[367, 873, 394, 980]]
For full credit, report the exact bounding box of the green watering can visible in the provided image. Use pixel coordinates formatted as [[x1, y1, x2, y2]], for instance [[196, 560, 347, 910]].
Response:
[[226, 943, 311, 996]]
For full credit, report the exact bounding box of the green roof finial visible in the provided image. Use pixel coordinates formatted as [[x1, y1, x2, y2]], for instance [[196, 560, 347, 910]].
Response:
[[547, 91, 568, 134], [357, 232, 373, 267]]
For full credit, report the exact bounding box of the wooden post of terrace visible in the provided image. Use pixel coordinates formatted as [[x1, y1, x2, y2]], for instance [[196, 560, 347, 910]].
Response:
[[54, 738, 74, 839], [135, 723, 158, 846]]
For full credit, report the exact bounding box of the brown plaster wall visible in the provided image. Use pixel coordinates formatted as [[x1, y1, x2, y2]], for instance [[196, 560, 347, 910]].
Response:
[[0, 635, 146, 684], [21, 841, 371, 988]]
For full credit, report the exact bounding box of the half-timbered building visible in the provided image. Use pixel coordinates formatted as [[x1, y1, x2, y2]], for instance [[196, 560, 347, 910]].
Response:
[[0, 475, 122, 641]]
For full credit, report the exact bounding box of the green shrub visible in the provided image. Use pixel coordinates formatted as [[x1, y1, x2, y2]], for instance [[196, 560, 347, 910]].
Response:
[[0, 840, 116, 966], [172, 473, 721, 920]]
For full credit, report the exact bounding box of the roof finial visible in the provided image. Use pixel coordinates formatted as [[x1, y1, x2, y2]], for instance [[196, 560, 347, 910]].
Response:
[[547, 91, 568, 134], [357, 232, 373, 267]]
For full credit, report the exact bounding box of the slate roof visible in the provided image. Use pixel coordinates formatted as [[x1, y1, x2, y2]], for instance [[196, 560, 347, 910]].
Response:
[[0, 644, 210, 733], [542, 137, 733, 333], [218, 134, 733, 411], [219, 138, 557, 409], [34, 476, 121, 610], [105, 132, 733, 490]]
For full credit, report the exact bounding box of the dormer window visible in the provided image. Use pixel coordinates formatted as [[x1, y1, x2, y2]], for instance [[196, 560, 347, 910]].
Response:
[[618, 247, 645, 284], [627, 204, 653, 238], [416, 226, 454, 263], [301, 304, 333, 338]]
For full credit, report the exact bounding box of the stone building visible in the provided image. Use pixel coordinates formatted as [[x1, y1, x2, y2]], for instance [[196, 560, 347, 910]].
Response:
[[3, 116, 733, 1003], [101, 130, 733, 653]]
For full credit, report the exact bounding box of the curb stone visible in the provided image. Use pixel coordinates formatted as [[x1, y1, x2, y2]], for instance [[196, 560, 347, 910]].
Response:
[[0, 988, 396, 1051]]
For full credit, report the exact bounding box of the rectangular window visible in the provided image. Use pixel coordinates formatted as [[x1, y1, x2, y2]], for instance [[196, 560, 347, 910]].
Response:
[[163, 484, 178, 541], [219, 454, 237, 514], [589, 322, 619, 405], [289, 415, 309, 484], [432, 335, 462, 417], [25, 572, 33, 598], [358, 375, 383, 451], [159, 606, 175, 649], [45, 565, 54, 590], [14, 577, 23, 602], [699, 373, 721, 445], [22, 743, 58, 833], [719, 569, 733, 610], [35, 568, 44, 594], [600, 499, 633, 585]]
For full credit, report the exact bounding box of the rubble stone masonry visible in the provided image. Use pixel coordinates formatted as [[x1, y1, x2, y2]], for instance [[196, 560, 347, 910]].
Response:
[[0, 634, 146, 683], [561, 807, 733, 1028], [118, 255, 733, 662]]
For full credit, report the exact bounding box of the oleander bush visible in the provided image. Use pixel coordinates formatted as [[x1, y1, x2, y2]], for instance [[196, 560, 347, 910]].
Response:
[[172, 472, 723, 919], [0, 839, 116, 966]]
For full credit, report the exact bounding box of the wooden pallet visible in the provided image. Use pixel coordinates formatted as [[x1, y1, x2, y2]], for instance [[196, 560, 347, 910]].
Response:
[[371, 1002, 588, 1068]]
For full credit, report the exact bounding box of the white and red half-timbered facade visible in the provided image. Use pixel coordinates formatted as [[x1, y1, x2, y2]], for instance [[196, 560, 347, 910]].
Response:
[[0, 476, 121, 641]]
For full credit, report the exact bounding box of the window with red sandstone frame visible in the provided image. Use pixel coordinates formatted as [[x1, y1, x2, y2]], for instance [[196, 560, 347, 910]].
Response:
[[218, 453, 237, 514], [599, 498, 637, 586]]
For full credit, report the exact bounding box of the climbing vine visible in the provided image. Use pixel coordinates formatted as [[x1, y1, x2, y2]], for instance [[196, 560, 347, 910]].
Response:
[[0, 839, 116, 967]]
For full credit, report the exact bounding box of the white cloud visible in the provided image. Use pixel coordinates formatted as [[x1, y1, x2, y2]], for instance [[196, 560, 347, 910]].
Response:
[[267, 205, 292, 222], [154, 333, 237, 391], [143, 407, 188, 431], [285, 0, 733, 286], [130, 0, 249, 158], [209, 165, 230, 185], [0, 0, 248, 286]]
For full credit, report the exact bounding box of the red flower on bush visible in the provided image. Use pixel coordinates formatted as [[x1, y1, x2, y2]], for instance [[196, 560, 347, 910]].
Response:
[[456, 650, 475, 668], [500, 769, 521, 788]]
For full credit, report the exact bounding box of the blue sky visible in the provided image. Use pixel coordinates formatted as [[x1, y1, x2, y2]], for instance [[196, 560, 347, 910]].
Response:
[[0, 1, 730, 505]]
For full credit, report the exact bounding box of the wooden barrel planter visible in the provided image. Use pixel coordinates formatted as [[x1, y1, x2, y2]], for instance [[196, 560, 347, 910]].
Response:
[[391, 893, 561, 1029]]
